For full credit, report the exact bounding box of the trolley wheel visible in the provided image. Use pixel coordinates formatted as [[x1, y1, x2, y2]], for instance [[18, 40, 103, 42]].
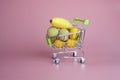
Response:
[[80, 57, 85, 64], [73, 51, 77, 57], [52, 53, 57, 59], [54, 58, 60, 64]]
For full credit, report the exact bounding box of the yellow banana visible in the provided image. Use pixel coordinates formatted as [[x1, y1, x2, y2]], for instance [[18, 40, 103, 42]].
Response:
[[50, 17, 73, 29]]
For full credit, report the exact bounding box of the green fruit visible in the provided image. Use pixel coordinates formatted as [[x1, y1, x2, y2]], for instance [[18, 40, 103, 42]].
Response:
[[47, 27, 58, 37], [59, 29, 69, 41]]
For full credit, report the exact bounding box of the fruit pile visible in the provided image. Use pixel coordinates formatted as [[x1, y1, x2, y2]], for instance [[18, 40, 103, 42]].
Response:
[[47, 17, 80, 48]]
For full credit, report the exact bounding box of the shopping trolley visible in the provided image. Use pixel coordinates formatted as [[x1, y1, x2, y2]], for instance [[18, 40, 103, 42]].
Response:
[[46, 17, 89, 64]]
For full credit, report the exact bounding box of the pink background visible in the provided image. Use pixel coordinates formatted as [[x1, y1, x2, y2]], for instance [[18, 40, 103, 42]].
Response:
[[0, 0, 120, 80]]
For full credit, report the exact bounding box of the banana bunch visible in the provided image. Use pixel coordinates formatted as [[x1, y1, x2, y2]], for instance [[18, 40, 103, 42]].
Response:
[[50, 17, 73, 29]]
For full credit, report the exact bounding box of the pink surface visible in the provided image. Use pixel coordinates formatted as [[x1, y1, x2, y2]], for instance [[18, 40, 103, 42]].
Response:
[[0, 0, 120, 80]]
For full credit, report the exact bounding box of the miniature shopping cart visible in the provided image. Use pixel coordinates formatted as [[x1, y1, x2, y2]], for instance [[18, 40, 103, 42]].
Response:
[[46, 17, 89, 64]]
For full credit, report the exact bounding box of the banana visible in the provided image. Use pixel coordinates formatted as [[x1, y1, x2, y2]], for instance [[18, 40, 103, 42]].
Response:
[[50, 17, 73, 29]]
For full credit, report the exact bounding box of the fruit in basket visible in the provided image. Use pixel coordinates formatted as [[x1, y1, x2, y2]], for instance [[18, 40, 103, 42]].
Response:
[[47, 27, 58, 37], [70, 27, 79, 40], [54, 40, 64, 48], [66, 39, 76, 48], [50, 17, 73, 29], [59, 29, 69, 41], [51, 38, 56, 43]]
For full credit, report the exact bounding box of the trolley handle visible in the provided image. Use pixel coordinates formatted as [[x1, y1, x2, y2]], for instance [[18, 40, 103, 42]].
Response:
[[73, 17, 89, 26]]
